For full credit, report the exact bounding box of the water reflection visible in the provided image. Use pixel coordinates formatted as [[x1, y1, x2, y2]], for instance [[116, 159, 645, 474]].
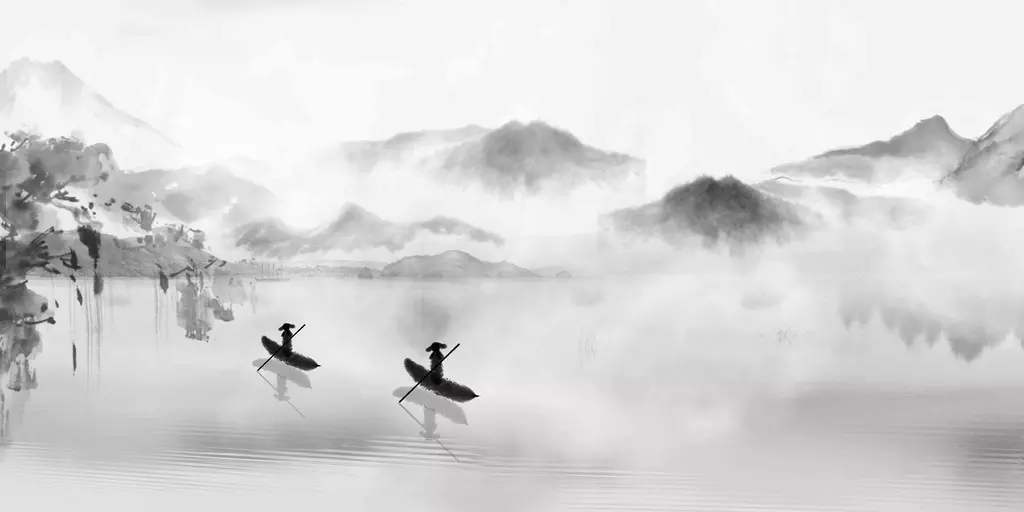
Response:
[[395, 294, 451, 349], [392, 387, 469, 426], [173, 272, 238, 342], [571, 285, 604, 307], [577, 329, 598, 368], [0, 390, 8, 442], [253, 356, 312, 418], [6, 276, 1024, 509], [394, 387, 468, 463], [256, 370, 306, 418], [838, 283, 1024, 361], [0, 283, 47, 444], [212, 275, 255, 312], [253, 358, 313, 390]]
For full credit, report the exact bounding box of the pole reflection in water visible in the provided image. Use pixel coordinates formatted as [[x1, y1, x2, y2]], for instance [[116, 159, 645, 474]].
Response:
[[397, 403, 460, 463], [254, 358, 309, 418], [394, 386, 470, 463]]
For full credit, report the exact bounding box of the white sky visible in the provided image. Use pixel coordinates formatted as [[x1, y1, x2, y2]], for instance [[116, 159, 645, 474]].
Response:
[[3, 0, 1024, 191]]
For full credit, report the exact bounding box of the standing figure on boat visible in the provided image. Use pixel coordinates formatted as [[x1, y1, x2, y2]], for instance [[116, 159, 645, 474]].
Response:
[[279, 323, 297, 356], [425, 342, 447, 384]]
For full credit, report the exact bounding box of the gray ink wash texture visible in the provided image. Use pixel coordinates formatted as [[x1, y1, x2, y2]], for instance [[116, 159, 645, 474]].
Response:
[[6, 10, 1024, 511]]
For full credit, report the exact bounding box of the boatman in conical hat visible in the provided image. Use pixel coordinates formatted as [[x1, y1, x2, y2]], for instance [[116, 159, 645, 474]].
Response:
[[279, 323, 296, 356], [425, 342, 447, 384]]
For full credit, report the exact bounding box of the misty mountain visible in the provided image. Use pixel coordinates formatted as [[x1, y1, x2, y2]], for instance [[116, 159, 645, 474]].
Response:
[[233, 204, 504, 258], [0, 58, 181, 170], [604, 175, 809, 247], [943, 104, 1024, 205], [326, 124, 489, 173], [93, 163, 279, 229], [772, 115, 971, 183], [380, 250, 537, 279], [317, 120, 645, 194], [756, 178, 928, 228]]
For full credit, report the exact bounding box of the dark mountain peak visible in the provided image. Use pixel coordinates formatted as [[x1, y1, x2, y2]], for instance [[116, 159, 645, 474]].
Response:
[[664, 175, 746, 202], [771, 115, 971, 183], [450, 119, 640, 192], [484, 119, 584, 153], [916, 114, 952, 130], [816, 114, 969, 160], [661, 175, 782, 220], [607, 174, 809, 248], [903, 114, 962, 143], [319, 119, 643, 194]]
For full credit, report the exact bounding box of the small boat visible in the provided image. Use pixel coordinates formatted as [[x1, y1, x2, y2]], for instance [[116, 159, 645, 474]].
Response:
[[261, 336, 320, 371], [403, 358, 478, 402], [252, 358, 313, 388]]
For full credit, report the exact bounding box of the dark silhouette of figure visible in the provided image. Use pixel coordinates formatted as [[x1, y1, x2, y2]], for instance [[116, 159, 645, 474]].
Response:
[[426, 342, 446, 384], [279, 323, 296, 356]]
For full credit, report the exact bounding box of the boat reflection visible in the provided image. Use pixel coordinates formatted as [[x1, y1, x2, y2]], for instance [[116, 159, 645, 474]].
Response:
[[252, 358, 312, 389], [393, 386, 468, 426], [254, 358, 310, 418], [393, 387, 468, 462]]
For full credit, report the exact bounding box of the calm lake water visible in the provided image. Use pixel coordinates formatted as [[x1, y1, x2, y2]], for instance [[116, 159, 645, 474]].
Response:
[[3, 274, 1024, 511]]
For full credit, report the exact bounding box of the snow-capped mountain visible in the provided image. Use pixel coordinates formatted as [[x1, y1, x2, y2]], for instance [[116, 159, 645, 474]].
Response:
[[0, 58, 181, 170]]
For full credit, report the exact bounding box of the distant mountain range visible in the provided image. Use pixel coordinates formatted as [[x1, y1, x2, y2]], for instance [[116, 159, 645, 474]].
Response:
[[316, 120, 645, 195], [15, 53, 1024, 273], [233, 204, 504, 258], [604, 176, 810, 247], [380, 250, 537, 279], [0, 58, 181, 170], [767, 104, 1024, 208], [772, 115, 971, 183]]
